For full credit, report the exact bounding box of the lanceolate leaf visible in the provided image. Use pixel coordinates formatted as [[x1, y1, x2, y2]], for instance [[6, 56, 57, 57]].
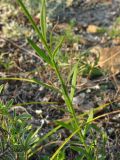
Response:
[[0, 85, 3, 93], [33, 78, 61, 93], [67, 65, 75, 84], [16, 0, 50, 53], [28, 38, 53, 67], [83, 109, 94, 137], [41, 0, 47, 41], [55, 121, 74, 131], [87, 109, 94, 123], [70, 63, 78, 101], [52, 36, 64, 59], [0, 77, 61, 94]]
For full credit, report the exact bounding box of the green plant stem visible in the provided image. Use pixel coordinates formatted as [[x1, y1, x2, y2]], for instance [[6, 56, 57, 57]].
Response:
[[51, 60, 89, 152], [52, 59, 78, 127]]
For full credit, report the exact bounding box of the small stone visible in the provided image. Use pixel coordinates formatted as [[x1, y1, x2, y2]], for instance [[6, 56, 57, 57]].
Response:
[[81, 78, 88, 84], [66, 0, 73, 7], [73, 93, 85, 105], [9, 53, 12, 58], [39, 86, 44, 91], [87, 25, 99, 33], [73, 43, 79, 51], [19, 56, 23, 63], [35, 109, 42, 115], [86, 89, 91, 93], [93, 84, 100, 90]]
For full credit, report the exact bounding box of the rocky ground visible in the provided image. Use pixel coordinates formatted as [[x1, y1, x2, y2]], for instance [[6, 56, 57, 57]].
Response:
[[0, 0, 120, 159]]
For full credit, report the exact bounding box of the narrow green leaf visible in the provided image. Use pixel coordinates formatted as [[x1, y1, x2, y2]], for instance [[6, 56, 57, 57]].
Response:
[[70, 63, 78, 101], [52, 36, 64, 58], [56, 121, 74, 131], [0, 85, 4, 93], [50, 127, 80, 160], [41, 0, 47, 41], [87, 109, 94, 123], [28, 38, 53, 67], [17, 113, 32, 120], [90, 124, 100, 132], [83, 109, 94, 137], [28, 125, 61, 158], [6, 99, 14, 109], [33, 78, 61, 93], [26, 127, 40, 147], [25, 130, 36, 147], [71, 146, 86, 155], [16, 0, 50, 53], [67, 65, 75, 84], [50, 31, 53, 51], [56, 149, 65, 160], [15, 101, 58, 106], [0, 77, 61, 94]]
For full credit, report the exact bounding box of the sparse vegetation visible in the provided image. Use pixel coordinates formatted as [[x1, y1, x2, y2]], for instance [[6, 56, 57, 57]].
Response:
[[0, 0, 120, 160]]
